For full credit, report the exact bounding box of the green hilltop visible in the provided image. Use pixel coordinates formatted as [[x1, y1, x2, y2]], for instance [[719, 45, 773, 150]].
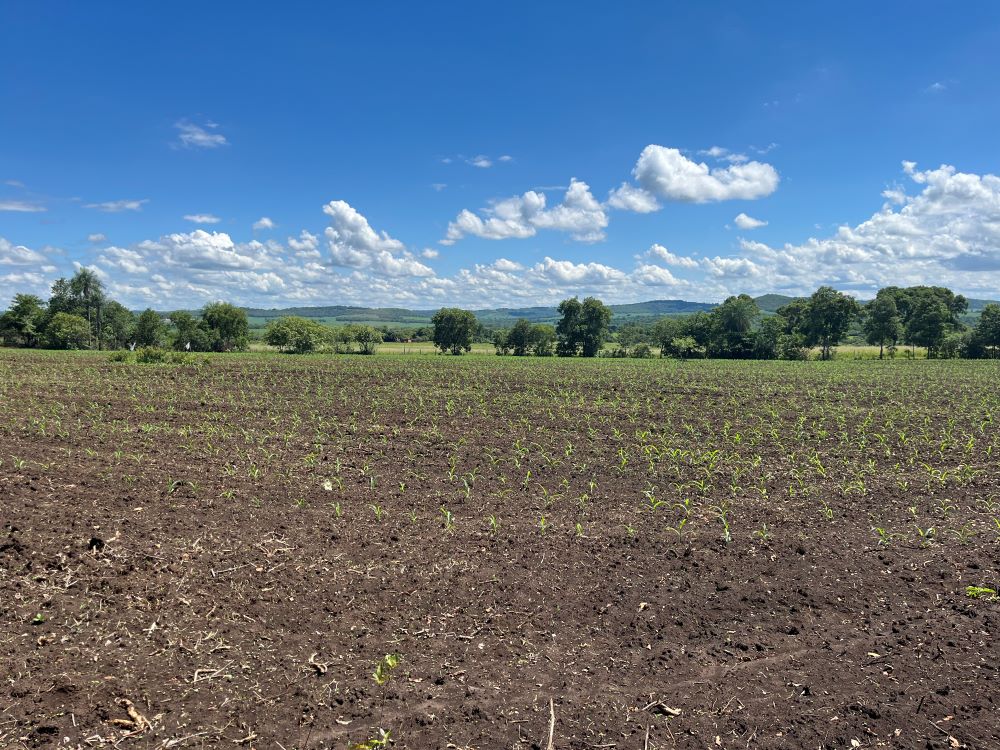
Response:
[[243, 298, 718, 329], [240, 294, 999, 330]]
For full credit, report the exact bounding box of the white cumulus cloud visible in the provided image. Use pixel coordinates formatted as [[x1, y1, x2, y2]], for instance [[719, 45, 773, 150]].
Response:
[[253, 217, 276, 231], [323, 200, 433, 277], [733, 212, 768, 229], [645, 244, 700, 269], [631, 145, 779, 202], [606, 183, 660, 213], [443, 179, 608, 244], [287, 230, 320, 257], [15, 159, 1000, 313], [700, 161, 1000, 296], [0, 237, 47, 265]]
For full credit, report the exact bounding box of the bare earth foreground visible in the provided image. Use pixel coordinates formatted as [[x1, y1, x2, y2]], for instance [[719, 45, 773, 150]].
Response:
[[1, 350, 998, 750]]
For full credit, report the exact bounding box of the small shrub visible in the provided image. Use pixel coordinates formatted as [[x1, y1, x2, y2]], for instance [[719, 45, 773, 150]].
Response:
[[135, 346, 168, 363]]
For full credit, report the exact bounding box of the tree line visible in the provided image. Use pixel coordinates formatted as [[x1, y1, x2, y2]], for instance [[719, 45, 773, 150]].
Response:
[[0, 269, 250, 352], [438, 286, 1000, 360], [3, 273, 999, 360], [432, 298, 614, 356], [263, 316, 384, 354], [645, 286, 1000, 360]]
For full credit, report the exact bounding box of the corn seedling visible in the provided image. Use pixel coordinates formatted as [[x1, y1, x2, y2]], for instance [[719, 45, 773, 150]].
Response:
[[440, 506, 455, 532], [752, 523, 772, 544], [965, 586, 996, 599], [709, 504, 732, 545]]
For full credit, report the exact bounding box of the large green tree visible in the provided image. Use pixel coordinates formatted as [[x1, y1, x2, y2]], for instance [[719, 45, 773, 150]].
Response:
[[168, 310, 213, 351], [507, 318, 536, 356], [265, 316, 333, 353], [201, 302, 249, 352], [133, 309, 166, 348], [556, 297, 611, 357], [69, 268, 106, 348], [531, 323, 556, 356], [45, 270, 108, 348], [431, 308, 477, 355], [863, 293, 903, 359], [905, 297, 952, 357], [974, 303, 1000, 358], [652, 316, 683, 357], [798, 286, 860, 360], [708, 294, 760, 358], [579, 297, 612, 357], [44, 312, 91, 350], [0, 294, 46, 347], [100, 301, 136, 350], [555, 297, 582, 356], [346, 324, 384, 355]]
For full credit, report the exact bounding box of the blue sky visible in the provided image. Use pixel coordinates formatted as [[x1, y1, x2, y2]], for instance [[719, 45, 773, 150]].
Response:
[[3, 1, 1000, 309]]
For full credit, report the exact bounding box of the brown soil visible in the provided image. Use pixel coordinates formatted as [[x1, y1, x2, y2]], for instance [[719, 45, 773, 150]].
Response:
[[1, 352, 997, 749]]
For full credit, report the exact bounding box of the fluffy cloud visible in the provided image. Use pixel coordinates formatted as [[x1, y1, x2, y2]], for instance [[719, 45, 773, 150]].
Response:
[[85, 199, 148, 212], [253, 217, 276, 231], [88, 233, 107, 243], [99, 246, 149, 275], [633, 263, 682, 286], [0, 238, 57, 299], [443, 179, 608, 244], [134, 230, 274, 270], [491, 257, 522, 272], [733, 212, 768, 229], [10, 160, 1000, 311], [88, 230, 299, 307], [323, 200, 433, 277], [631, 145, 779, 202], [700, 162, 1000, 296], [0, 270, 49, 299], [645, 244, 700, 269], [175, 120, 227, 149], [287, 230, 320, 257], [531, 257, 626, 285], [184, 214, 221, 224], [0, 237, 47, 265], [606, 183, 660, 213]]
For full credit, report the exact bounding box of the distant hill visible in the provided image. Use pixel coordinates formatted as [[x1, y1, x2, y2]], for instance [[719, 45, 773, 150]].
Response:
[[967, 298, 998, 314], [244, 299, 717, 329], [752, 294, 800, 314], [240, 294, 999, 329]]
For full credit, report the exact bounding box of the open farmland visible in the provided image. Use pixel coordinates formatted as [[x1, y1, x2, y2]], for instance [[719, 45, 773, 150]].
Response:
[[1, 350, 998, 749]]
